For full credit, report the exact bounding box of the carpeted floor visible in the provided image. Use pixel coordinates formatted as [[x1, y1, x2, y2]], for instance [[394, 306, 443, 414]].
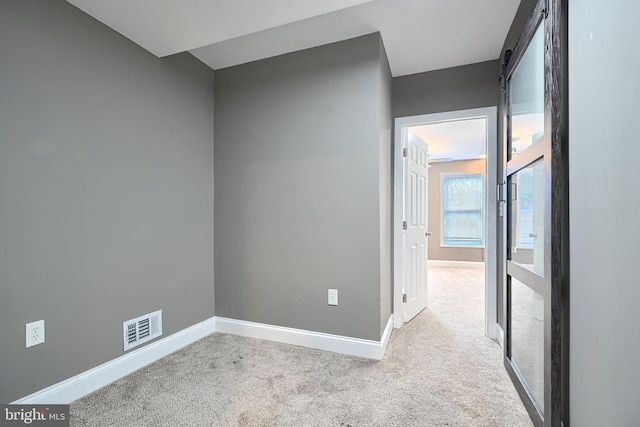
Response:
[[70, 267, 533, 426]]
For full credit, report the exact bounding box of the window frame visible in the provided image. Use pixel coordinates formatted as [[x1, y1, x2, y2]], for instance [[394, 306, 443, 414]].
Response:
[[440, 172, 485, 248]]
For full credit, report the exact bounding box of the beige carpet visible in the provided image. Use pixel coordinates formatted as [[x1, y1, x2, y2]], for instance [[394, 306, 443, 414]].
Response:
[[70, 267, 533, 426]]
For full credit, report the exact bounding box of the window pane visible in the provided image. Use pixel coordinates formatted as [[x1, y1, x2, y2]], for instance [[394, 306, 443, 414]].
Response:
[[510, 276, 545, 412], [508, 159, 545, 276], [509, 24, 545, 159], [443, 211, 482, 245], [442, 174, 483, 246]]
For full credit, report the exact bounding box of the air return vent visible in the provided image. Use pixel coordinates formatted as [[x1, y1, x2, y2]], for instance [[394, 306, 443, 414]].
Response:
[[123, 310, 162, 351]]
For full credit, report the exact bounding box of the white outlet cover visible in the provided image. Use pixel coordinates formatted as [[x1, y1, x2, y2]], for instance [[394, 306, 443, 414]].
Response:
[[26, 320, 45, 348]]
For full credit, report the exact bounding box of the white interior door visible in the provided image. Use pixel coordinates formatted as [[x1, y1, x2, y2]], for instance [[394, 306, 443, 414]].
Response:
[[403, 130, 429, 322]]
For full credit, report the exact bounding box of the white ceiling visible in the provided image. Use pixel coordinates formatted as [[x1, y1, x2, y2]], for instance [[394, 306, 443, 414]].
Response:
[[410, 118, 487, 162], [66, 0, 521, 77]]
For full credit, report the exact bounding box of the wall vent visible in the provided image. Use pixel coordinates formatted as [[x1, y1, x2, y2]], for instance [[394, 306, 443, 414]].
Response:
[[123, 310, 162, 351]]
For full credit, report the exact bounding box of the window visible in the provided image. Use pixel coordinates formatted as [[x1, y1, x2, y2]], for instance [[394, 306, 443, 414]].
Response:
[[442, 174, 483, 246]]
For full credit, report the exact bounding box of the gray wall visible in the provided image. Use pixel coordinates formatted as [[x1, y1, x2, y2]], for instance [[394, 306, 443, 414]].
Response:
[[569, 0, 640, 424], [214, 34, 391, 341], [392, 60, 499, 119], [0, 0, 215, 403], [427, 159, 485, 262], [378, 42, 393, 335]]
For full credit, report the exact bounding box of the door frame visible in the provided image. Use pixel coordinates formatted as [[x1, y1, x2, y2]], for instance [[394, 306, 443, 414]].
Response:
[[393, 106, 498, 339]]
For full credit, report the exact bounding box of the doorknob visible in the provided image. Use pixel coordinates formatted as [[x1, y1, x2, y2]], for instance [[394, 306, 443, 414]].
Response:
[[528, 232, 537, 238], [425, 232, 432, 237]]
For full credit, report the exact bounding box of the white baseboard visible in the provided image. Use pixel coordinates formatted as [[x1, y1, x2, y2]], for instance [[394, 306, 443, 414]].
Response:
[[13, 315, 394, 404], [379, 315, 394, 357], [428, 260, 485, 268], [215, 315, 394, 361], [12, 317, 216, 405], [496, 324, 505, 349]]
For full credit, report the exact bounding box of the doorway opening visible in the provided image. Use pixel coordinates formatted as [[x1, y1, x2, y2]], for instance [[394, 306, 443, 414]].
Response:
[[393, 107, 498, 341]]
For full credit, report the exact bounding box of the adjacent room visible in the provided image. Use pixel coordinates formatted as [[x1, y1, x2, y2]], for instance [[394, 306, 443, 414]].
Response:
[[411, 115, 490, 333]]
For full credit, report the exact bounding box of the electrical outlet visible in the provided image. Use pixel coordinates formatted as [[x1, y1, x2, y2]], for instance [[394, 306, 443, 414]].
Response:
[[328, 289, 338, 306], [26, 320, 45, 348]]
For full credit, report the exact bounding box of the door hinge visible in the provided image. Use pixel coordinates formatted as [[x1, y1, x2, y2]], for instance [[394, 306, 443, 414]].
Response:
[[497, 183, 506, 202], [402, 148, 407, 157], [402, 221, 407, 230], [402, 293, 407, 303]]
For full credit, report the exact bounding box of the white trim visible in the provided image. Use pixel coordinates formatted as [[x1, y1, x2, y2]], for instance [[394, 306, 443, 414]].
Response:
[[13, 316, 395, 404], [379, 315, 394, 357], [393, 107, 498, 339], [215, 315, 393, 361], [427, 260, 485, 268], [496, 324, 505, 349], [483, 107, 498, 340], [12, 318, 216, 405], [392, 121, 405, 329]]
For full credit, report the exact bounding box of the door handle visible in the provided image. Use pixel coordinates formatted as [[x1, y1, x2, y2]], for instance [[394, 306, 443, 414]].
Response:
[[425, 232, 432, 237], [528, 233, 537, 238]]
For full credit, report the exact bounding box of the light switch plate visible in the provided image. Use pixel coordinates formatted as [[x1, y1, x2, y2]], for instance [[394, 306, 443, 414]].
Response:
[[328, 289, 338, 306]]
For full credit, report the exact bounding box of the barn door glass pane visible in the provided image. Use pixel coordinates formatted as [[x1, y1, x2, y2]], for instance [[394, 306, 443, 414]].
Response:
[[511, 276, 545, 411], [508, 159, 545, 276], [509, 25, 544, 160]]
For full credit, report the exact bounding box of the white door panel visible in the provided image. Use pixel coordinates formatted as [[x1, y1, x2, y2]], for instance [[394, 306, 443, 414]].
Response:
[[403, 131, 429, 322]]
